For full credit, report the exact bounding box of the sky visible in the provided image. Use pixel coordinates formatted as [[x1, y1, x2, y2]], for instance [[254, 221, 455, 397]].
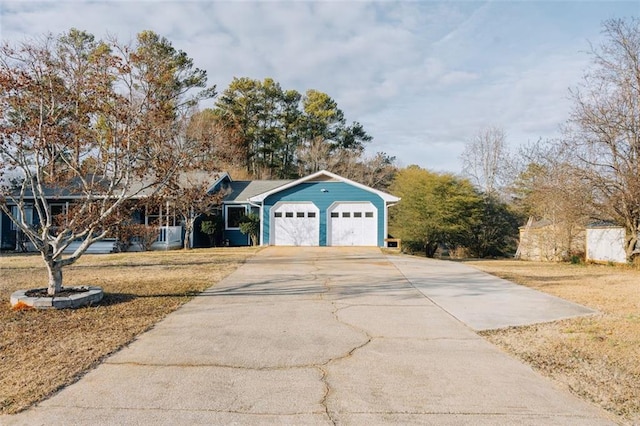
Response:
[[1, 1, 638, 174]]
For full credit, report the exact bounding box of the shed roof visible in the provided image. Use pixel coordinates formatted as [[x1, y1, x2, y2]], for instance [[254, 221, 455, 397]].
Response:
[[586, 221, 624, 229]]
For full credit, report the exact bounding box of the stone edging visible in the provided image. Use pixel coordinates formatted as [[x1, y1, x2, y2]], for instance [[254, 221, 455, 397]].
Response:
[[10, 286, 104, 309]]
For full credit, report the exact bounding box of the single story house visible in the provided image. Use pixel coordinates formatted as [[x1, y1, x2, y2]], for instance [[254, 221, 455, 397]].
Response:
[[1, 170, 400, 251], [207, 169, 400, 247]]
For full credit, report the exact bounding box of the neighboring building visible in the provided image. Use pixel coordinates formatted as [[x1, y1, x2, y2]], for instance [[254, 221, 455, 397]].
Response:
[[516, 218, 585, 261], [585, 224, 627, 264], [517, 218, 634, 263], [1, 170, 400, 251]]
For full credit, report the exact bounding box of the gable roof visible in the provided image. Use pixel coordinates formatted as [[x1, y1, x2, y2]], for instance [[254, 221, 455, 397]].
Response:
[[126, 171, 224, 197], [248, 170, 400, 203]]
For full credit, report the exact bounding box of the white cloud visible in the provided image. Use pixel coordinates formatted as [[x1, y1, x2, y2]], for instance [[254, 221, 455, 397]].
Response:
[[1, 0, 636, 173]]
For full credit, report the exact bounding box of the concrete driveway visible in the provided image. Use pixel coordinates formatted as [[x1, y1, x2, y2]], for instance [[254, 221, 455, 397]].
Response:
[[387, 255, 597, 330], [5, 247, 614, 425]]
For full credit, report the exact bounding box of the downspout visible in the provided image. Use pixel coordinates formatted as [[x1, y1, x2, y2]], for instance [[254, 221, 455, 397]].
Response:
[[247, 200, 263, 246], [385, 202, 399, 248]]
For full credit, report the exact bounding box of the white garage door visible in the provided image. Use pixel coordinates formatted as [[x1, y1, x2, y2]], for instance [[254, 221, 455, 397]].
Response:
[[328, 202, 378, 246], [271, 202, 319, 246]]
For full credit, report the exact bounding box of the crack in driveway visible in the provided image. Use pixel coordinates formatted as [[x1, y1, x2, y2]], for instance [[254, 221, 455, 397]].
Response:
[[314, 270, 374, 425]]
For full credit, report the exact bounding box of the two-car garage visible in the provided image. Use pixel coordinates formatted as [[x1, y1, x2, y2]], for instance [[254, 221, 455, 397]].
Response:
[[271, 201, 378, 247], [249, 170, 400, 248]]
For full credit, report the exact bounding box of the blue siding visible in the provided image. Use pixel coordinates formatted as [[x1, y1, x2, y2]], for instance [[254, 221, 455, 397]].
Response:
[[222, 203, 252, 247], [1, 211, 15, 250], [263, 182, 386, 246], [225, 229, 250, 246]]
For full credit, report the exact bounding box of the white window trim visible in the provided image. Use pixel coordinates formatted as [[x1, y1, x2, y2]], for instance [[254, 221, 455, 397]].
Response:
[[225, 205, 247, 230]]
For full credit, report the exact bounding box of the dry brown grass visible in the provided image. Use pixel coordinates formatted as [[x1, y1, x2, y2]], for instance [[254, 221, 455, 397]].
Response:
[[465, 259, 640, 425], [0, 247, 258, 414]]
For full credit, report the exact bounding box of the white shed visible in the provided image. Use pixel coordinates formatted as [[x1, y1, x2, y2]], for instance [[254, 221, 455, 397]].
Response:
[[586, 226, 627, 264]]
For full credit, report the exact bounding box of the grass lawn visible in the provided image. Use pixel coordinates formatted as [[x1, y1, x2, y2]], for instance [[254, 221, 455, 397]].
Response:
[[0, 247, 258, 414], [465, 259, 640, 425]]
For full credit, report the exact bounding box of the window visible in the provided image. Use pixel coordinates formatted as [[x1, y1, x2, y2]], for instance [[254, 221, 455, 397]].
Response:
[[274, 212, 282, 218], [146, 206, 161, 226], [146, 205, 179, 227], [365, 212, 374, 218], [49, 203, 68, 227], [10, 205, 33, 230], [308, 212, 316, 218], [342, 212, 351, 218], [285, 212, 294, 218], [296, 212, 305, 218], [226, 206, 246, 229], [331, 212, 339, 218], [354, 212, 362, 218]]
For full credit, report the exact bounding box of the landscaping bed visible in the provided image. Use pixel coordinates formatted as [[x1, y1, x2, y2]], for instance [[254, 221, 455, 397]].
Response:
[[466, 259, 640, 425], [0, 247, 257, 414]]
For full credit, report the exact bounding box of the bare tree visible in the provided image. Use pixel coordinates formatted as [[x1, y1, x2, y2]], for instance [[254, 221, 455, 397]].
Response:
[[163, 172, 224, 250], [186, 109, 245, 170], [564, 18, 640, 260], [513, 142, 595, 260], [352, 152, 397, 191], [330, 151, 397, 191], [0, 29, 214, 295], [297, 138, 397, 190], [296, 137, 335, 175], [461, 126, 512, 195]]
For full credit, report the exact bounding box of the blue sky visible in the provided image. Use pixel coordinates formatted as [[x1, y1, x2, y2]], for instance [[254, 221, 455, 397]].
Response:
[[1, 1, 638, 173]]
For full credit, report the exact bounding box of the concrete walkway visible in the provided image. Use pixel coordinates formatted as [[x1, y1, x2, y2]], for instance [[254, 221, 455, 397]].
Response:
[[4, 247, 615, 425]]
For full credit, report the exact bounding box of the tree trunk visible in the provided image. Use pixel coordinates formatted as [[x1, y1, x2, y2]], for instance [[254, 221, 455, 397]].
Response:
[[183, 220, 193, 250], [425, 242, 438, 258], [46, 261, 63, 296], [625, 230, 638, 262]]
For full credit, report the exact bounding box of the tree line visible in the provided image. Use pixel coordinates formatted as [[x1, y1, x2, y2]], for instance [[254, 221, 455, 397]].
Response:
[[2, 17, 638, 297], [187, 77, 397, 187]]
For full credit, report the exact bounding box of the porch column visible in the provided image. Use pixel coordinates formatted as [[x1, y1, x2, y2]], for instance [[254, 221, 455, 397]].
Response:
[[166, 200, 170, 228]]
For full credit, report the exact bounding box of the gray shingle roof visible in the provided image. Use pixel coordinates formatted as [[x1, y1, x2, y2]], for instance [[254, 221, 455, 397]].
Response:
[[224, 180, 292, 202]]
